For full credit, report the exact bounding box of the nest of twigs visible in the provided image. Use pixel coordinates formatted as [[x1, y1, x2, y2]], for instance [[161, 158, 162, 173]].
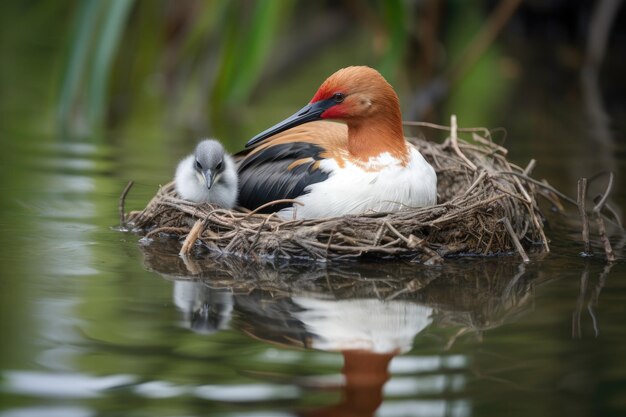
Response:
[[124, 118, 556, 263]]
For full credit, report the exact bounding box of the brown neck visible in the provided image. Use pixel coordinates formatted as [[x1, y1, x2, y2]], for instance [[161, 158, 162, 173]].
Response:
[[347, 113, 408, 163]]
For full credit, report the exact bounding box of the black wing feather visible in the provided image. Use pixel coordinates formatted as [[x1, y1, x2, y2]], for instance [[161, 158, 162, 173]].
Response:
[[237, 142, 329, 212]]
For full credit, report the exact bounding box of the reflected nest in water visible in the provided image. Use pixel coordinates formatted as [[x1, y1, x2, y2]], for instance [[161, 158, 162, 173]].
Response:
[[125, 122, 556, 263], [142, 240, 548, 345]]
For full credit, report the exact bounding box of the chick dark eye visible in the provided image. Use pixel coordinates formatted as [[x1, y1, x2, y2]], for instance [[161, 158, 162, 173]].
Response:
[[216, 161, 223, 171], [195, 160, 202, 170], [332, 92, 345, 103]]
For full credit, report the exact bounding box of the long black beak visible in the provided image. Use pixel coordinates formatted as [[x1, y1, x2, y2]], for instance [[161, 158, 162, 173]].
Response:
[[202, 169, 214, 190], [246, 99, 334, 148]]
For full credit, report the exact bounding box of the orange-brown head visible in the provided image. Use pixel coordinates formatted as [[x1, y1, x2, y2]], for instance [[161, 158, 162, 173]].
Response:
[[310, 66, 400, 122], [246, 66, 407, 162]]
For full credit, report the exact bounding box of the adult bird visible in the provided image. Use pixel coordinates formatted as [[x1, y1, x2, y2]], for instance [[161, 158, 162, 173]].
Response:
[[237, 66, 437, 219], [175, 139, 238, 208]]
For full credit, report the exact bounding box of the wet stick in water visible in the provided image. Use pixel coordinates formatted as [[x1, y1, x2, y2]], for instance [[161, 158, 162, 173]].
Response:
[[500, 217, 529, 263], [578, 178, 591, 255], [595, 214, 616, 263], [577, 178, 591, 255], [118, 180, 134, 228], [592, 174, 617, 263]]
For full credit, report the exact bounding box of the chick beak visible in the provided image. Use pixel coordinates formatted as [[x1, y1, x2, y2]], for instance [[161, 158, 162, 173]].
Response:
[[202, 169, 214, 190]]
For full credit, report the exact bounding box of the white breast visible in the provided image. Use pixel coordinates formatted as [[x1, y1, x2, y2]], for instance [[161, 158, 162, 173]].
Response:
[[279, 146, 437, 219]]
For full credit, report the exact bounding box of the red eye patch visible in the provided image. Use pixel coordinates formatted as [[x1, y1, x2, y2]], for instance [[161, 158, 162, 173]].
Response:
[[320, 105, 347, 119]]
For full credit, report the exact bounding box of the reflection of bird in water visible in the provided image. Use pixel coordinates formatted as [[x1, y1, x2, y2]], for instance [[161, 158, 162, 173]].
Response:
[[172, 281, 233, 334], [291, 297, 433, 417], [237, 66, 437, 219], [292, 297, 433, 354], [175, 139, 238, 207], [231, 291, 434, 417]]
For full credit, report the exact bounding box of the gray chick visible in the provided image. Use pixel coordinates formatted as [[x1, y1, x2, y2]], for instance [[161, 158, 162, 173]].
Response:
[[175, 139, 238, 208]]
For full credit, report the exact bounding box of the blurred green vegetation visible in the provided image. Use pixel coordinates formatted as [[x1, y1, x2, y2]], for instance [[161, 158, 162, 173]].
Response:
[[1, 4, 626, 417], [0, 0, 513, 148]]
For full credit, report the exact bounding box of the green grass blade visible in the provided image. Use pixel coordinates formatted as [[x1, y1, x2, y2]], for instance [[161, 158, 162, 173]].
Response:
[[377, 0, 408, 83], [212, 0, 292, 107], [87, 0, 135, 132], [57, 0, 100, 133], [228, 0, 291, 103]]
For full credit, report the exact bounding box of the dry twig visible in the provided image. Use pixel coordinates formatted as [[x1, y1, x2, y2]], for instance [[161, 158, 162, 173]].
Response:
[[180, 218, 206, 256]]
